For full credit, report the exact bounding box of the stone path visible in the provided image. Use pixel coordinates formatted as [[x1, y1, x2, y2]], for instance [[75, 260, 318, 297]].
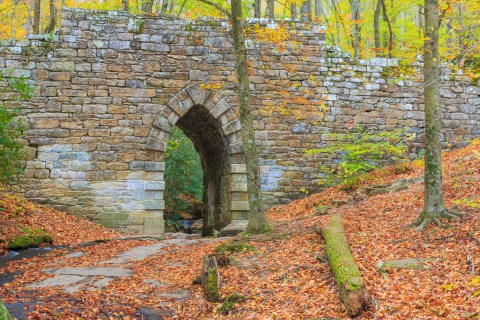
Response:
[[27, 233, 219, 295]]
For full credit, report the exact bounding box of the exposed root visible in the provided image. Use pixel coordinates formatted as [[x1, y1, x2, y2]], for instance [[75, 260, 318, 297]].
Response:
[[408, 207, 463, 231]]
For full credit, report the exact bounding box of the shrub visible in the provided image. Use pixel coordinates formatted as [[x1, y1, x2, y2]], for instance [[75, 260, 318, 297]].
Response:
[[164, 127, 203, 221], [307, 126, 408, 189], [0, 72, 32, 185]]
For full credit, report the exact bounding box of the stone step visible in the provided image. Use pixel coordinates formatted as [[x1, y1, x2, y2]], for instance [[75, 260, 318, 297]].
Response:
[[219, 220, 248, 237]]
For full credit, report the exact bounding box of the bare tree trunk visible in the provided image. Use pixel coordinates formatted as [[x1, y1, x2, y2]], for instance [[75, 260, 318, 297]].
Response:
[[32, 0, 41, 34], [417, 5, 423, 38], [167, 0, 175, 13], [44, 0, 56, 34], [409, 0, 459, 230], [231, 0, 269, 234], [142, 0, 154, 13], [314, 0, 323, 20], [254, 0, 261, 18], [349, 0, 361, 60], [301, 1, 312, 22], [291, 2, 297, 19], [380, 0, 393, 58], [122, 0, 129, 11], [374, 0, 381, 56], [160, 0, 168, 13], [266, 0, 274, 20]]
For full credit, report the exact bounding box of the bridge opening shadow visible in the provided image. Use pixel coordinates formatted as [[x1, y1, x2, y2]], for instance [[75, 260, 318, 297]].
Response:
[[165, 105, 231, 236]]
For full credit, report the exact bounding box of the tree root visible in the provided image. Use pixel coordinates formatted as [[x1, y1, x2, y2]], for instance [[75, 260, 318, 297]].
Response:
[[408, 207, 464, 231]]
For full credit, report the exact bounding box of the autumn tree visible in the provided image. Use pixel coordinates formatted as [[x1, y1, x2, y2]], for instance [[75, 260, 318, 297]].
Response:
[[231, 0, 269, 234], [141, 0, 154, 13], [409, 0, 461, 230], [32, 0, 41, 34]]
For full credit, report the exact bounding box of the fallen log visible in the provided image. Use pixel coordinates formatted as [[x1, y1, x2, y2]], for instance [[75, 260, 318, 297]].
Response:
[[320, 214, 372, 317], [201, 255, 221, 302], [0, 299, 12, 320]]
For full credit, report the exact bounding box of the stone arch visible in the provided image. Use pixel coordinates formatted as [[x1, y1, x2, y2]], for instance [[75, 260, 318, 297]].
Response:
[[145, 83, 249, 235]]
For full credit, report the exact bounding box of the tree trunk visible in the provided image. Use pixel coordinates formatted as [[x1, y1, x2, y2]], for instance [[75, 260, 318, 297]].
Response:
[[380, 0, 393, 58], [349, 0, 361, 60], [201, 255, 221, 302], [141, 0, 154, 13], [44, 0, 56, 34], [266, 0, 274, 20], [161, 0, 168, 13], [374, 0, 381, 56], [122, 0, 129, 11], [301, 1, 312, 22], [231, 0, 269, 234], [314, 0, 323, 20], [291, 2, 297, 20], [320, 214, 371, 317], [409, 0, 457, 230], [32, 0, 41, 34], [254, 0, 261, 18]]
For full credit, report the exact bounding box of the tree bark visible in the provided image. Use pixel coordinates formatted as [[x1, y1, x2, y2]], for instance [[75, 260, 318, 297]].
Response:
[[409, 0, 460, 230], [349, 0, 361, 60], [291, 2, 297, 20], [301, 1, 312, 22], [380, 0, 393, 58], [160, 0, 169, 13], [122, 0, 129, 11], [314, 0, 323, 20], [374, 0, 381, 56], [201, 255, 221, 302], [254, 0, 261, 18], [231, 0, 269, 234], [32, 0, 41, 34], [141, 0, 154, 13], [266, 0, 274, 20], [44, 0, 56, 34], [320, 214, 371, 317]]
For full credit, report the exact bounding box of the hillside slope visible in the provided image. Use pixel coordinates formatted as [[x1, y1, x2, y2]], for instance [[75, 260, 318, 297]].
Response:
[[0, 140, 479, 319]]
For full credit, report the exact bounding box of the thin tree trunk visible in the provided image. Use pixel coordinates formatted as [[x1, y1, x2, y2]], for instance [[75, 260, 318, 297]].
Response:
[[254, 0, 261, 18], [291, 2, 297, 19], [122, 0, 129, 11], [314, 0, 323, 20], [44, 0, 56, 34], [161, 0, 168, 13], [266, 0, 274, 20], [231, 0, 269, 234], [349, 0, 361, 60], [168, 0, 175, 14], [301, 1, 312, 22], [380, 0, 393, 58], [374, 0, 381, 56], [423, 0, 443, 217], [32, 0, 41, 34], [409, 0, 458, 230], [142, 0, 154, 13]]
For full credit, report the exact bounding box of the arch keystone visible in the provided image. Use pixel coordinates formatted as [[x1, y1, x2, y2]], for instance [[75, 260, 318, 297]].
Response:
[[186, 83, 212, 106]]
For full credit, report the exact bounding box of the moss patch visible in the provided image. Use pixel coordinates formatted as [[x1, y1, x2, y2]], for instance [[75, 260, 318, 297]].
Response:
[[7, 228, 53, 250], [215, 241, 254, 254], [217, 292, 246, 315], [0, 299, 12, 320]]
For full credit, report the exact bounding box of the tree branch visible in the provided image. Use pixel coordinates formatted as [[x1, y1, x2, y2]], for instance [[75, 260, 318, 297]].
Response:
[[197, 0, 231, 18]]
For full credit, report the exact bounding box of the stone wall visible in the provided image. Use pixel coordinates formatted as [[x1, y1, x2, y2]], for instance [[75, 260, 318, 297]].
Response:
[[0, 8, 479, 233]]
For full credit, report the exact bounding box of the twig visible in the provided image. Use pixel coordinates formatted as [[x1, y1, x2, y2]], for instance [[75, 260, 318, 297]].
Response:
[[373, 296, 379, 320], [197, 0, 231, 18]]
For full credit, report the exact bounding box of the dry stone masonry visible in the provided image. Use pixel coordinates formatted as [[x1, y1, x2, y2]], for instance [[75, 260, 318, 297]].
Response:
[[0, 8, 479, 234]]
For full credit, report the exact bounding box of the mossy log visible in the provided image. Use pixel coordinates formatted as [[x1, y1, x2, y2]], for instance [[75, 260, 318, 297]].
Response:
[[0, 299, 12, 320], [201, 255, 221, 302], [321, 214, 371, 317]]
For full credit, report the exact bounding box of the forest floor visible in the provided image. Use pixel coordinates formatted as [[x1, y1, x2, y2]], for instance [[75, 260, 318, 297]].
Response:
[[0, 140, 479, 319]]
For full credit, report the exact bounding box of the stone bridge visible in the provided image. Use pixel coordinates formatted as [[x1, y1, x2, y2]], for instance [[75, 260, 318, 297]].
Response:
[[1, 8, 479, 234]]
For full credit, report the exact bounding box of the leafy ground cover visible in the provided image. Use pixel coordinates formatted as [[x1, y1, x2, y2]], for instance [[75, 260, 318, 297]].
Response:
[[0, 140, 479, 319]]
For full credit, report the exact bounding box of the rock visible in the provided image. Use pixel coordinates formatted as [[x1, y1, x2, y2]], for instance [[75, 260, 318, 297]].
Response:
[[368, 187, 390, 196], [219, 220, 248, 237], [157, 290, 191, 302], [48, 267, 134, 277], [65, 251, 84, 258], [377, 258, 437, 272], [136, 307, 175, 320]]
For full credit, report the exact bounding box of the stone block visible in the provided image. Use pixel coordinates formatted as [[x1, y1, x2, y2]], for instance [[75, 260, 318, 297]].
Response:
[[146, 137, 166, 152], [210, 99, 230, 118], [231, 201, 249, 211], [144, 200, 165, 210], [143, 218, 165, 234], [145, 162, 165, 172], [231, 164, 246, 173], [144, 181, 165, 191]]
